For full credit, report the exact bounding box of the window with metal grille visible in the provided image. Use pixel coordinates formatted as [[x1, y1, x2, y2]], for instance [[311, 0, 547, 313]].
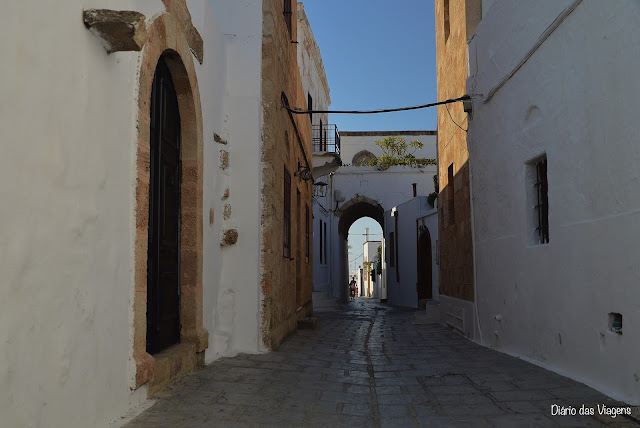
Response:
[[284, 167, 291, 258], [389, 232, 395, 268], [284, 0, 293, 39], [526, 155, 549, 245]]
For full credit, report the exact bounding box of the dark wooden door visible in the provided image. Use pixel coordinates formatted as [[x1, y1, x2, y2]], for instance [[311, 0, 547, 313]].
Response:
[[417, 226, 433, 303], [147, 57, 181, 355]]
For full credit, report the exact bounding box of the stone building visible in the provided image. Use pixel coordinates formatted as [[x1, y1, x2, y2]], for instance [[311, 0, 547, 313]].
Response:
[[434, 0, 481, 336], [465, 0, 640, 405], [1, 0, 315, 426]]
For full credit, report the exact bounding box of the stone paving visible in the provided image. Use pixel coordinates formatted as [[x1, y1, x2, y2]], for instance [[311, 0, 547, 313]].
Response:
[[125, 296, 639, 427]]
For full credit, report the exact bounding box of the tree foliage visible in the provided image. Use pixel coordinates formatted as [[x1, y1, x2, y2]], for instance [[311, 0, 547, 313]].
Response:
[[365, 136, 436, 170]]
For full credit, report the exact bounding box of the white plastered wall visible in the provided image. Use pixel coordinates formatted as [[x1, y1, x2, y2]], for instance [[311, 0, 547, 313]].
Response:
[[339, 132, 437, 166], [0, 1, 171, 427], [468, 0, 640, 405], [297, 3, 331, 130], [327, 164, 437, 300], [384, 197, 438, 308], [0, 0, 270, 426], [200, 0, 266, 360]]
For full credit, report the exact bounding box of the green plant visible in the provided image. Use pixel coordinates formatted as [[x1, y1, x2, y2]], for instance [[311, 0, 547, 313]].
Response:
[[376, 245, 382, 273], [365, 136, 436, 171]]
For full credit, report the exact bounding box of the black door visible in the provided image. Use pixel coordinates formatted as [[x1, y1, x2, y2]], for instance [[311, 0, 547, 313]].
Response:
[[417, 226, 433, 305], [147, 57, 181, 354]]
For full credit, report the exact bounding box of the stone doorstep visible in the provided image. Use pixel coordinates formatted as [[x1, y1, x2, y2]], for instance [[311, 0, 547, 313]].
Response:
[[414, 300, 441, 325], [149, 342, 197, 396], [297, 317, 319, 330]]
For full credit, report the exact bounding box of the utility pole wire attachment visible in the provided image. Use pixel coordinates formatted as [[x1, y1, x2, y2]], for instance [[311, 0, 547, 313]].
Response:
[[284, 95, 475, 115]]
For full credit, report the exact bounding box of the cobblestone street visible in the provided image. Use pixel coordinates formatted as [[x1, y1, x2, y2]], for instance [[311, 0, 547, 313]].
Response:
[[125, 295, 638, 427]]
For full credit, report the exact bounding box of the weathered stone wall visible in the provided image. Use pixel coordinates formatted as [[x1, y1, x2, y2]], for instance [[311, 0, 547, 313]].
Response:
[[434, 0, 480, 301], [260, 0, 314, 349]]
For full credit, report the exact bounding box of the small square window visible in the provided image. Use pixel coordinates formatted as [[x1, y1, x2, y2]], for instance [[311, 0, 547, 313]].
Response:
[[526, 154, 549, 245]]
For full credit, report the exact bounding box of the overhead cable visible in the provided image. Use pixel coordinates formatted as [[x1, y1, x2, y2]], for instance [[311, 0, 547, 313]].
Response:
[[285, 95, 473, 115]]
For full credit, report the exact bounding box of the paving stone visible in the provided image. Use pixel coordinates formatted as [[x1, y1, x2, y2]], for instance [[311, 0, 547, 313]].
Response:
[[125, 296, 633, 428]]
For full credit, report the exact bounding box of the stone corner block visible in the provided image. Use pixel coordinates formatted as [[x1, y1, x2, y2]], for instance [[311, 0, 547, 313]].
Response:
[[181, 327, 209, 353], [220, 229, 238, 247], [134, 351, 155, 388], [83, 9, 147, 53]]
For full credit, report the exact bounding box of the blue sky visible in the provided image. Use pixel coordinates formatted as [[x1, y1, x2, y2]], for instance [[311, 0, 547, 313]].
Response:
[[302, 0, 438, 132], [303, 1, 438, 268]]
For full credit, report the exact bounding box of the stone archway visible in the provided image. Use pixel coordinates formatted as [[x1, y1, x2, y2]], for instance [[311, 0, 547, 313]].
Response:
[[335, 195, 384, 301], [351, 150, 377, 166], [132, 12, 207, 392]]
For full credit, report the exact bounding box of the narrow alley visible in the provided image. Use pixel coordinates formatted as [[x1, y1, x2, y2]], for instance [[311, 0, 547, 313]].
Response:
[[123, 295, 635, 428]]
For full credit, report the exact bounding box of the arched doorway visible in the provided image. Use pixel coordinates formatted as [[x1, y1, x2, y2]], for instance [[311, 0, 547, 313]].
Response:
[[132, 12, 207, 391], [146, 56, 182, 354], [417, 225, 433, 307], [336, 196, 384, 302]]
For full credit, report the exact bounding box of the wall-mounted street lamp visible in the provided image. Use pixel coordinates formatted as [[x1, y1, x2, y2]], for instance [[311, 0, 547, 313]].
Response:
[[295, 161, 313, 181]]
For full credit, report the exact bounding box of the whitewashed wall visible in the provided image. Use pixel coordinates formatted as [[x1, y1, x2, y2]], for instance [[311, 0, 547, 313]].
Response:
[[363, 241, 381, 297], [203, 0, 266, 360], [384, 197, 438, 308], [0, 2, 168, 427], [297, 3, 330, 133], [339, 132, 437, 166], [312, 177, 332, 292], [0, 0, 270, 426], [468, 0, 640, 405], [327, 164, 437, 299]]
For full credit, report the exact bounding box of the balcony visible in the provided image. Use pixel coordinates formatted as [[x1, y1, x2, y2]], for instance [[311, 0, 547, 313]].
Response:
[[313, 124, 340, 154]]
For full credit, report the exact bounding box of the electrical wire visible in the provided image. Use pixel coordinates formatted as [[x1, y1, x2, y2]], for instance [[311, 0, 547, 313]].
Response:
[[285, 95, 473, 115], [348, 253, 364, 264], [445, 103, 468, 133]]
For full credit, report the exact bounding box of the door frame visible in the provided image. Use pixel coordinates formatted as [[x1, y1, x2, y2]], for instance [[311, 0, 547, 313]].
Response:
[[131, 12, 208, 390]]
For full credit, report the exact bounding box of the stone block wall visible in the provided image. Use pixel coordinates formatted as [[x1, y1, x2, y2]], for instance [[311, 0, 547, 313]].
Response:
[[434, 0, 480, 302], [260, 0, 314, 349]]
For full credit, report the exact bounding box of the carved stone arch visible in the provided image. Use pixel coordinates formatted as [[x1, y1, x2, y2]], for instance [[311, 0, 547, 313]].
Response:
[[337, 195, 384, 238], [132, 11, 207, 391], [352, 150, 376, 166]]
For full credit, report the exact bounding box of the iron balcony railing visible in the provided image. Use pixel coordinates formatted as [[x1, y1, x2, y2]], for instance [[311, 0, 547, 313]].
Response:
[[312, 124, 340, 154]]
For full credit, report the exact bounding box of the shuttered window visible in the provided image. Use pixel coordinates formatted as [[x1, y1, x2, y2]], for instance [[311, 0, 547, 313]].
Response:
[[284, 167, 291, 258], [284, 0, 293, 39]]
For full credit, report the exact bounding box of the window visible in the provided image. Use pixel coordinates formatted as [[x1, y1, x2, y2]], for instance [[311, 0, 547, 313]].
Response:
[[389, 232, 395, 267], [284, 0, 293, 39], [307, 93, 313, 122], [283, 167, 291, 258], [319, 220, 323, 264], [323, 221, 327, 264], [305, 205, 310, 263], [448, 163, 455, 226], [352, 150, 376, 166], [444, 0, 450, 42], [526, 155, 549, 245]]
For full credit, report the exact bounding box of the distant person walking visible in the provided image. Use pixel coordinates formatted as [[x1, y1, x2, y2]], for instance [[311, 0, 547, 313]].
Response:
[[349, 278, 357, 298]]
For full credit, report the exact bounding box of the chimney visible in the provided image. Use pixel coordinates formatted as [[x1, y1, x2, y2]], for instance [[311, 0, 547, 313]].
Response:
[[412, 183, 417, 197], [365, 227, 369, 242]]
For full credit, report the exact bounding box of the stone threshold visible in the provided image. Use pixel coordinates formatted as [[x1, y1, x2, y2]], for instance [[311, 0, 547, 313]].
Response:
[[149, 342, 198, 396]]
